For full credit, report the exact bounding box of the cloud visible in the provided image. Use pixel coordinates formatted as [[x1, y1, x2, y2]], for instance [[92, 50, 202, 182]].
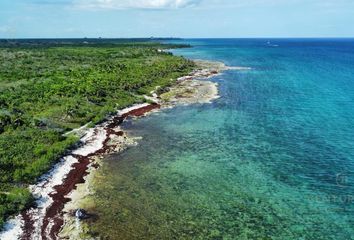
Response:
[[73, 0, 201, 9]]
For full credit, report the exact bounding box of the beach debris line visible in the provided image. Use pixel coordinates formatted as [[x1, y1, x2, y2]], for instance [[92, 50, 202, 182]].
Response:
[[0, 103, 160, 240]]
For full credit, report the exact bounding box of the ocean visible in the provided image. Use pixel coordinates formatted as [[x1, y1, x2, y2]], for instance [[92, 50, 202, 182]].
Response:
[[87, 39, 354, 239]]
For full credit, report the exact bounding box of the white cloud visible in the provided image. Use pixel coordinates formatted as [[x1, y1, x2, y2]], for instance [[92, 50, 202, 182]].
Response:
[[74, 0, 201, 9]]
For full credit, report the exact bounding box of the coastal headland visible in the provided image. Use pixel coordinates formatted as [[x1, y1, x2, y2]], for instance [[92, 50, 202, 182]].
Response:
[[0, 40, 245, 240], [0, 40, 193, 239]]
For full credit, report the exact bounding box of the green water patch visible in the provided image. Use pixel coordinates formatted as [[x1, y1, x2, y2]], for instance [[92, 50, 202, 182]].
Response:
[[84, 108, 353, 239], [83, 39, 354, 239]]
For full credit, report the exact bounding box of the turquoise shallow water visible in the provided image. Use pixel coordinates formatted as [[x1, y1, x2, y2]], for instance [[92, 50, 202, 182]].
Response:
[[89, 39, 354, 239]]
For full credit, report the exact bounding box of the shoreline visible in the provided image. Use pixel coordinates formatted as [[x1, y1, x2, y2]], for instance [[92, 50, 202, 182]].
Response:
[[0, 103, 161, 240], [0, 59, 248, 240]]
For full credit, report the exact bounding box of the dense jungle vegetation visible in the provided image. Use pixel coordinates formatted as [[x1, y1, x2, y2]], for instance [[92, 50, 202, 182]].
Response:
[[0, 39, 194, 228]]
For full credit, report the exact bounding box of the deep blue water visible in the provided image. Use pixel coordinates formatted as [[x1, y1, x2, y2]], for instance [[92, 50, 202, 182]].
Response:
[[92, 39, 354, 239]]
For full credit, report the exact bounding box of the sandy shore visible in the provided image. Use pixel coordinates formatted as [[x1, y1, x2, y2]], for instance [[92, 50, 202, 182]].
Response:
[[0, 104, 160, 240], [0, 59, 248, 240]]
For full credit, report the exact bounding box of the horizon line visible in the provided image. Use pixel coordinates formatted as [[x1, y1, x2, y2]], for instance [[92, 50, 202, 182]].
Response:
[[1, 37, 354, 40]]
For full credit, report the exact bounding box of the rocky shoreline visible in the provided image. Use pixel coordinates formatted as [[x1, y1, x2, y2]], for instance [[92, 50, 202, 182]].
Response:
[[58, 60, 239, 239], [0, 59, 248, 240]]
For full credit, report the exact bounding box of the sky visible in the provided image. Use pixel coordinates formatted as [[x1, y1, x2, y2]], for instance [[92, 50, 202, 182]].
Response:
[[0, 0, 354, 38]]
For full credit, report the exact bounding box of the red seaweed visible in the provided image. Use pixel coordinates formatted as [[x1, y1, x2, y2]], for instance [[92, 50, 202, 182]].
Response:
[[20, 104, 160, 240]]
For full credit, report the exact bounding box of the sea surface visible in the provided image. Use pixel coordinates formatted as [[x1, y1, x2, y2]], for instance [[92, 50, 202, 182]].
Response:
[[88, 39, 354, 239]]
